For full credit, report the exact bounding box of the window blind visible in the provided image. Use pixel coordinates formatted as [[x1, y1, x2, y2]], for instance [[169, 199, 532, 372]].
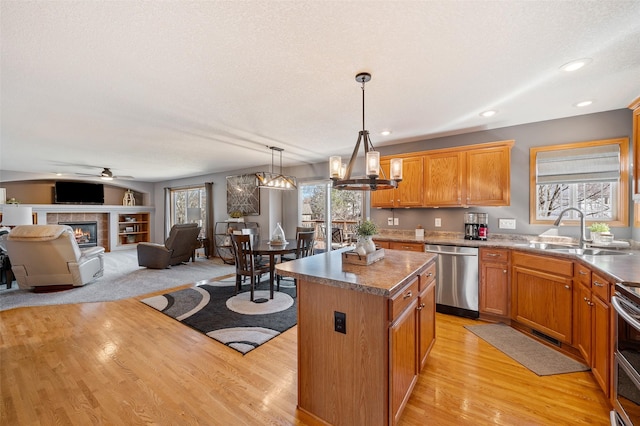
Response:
[[536, 144, 620, 184]]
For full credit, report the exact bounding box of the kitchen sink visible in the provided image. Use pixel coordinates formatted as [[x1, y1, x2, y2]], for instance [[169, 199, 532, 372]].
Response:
[[549, 248, 632, 256], [514, 242, 577, 250]]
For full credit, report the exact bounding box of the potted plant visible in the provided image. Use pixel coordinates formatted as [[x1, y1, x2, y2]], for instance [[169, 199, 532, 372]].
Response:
[[589, 222, 610, 242], [354, 220, 378, 254]]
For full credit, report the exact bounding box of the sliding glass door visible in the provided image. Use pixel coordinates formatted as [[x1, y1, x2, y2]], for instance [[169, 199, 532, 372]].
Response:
[[300, 181, 364, 252]]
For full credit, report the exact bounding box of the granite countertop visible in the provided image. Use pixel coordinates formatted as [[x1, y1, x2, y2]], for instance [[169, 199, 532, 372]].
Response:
[[373, 230, 640, 286], [275, 248, 437, 297]]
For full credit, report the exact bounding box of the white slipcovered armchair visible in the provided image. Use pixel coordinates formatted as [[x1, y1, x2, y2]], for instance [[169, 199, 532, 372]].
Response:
[[5, 225, 105, 290]]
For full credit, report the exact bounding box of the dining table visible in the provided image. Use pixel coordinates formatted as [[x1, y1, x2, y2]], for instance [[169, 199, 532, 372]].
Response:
[[251, 238, 297, 302]]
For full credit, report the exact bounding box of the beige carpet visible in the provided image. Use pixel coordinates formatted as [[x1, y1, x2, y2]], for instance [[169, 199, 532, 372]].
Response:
[[0, 250, 235, 311], [465, 323, 590, 376]]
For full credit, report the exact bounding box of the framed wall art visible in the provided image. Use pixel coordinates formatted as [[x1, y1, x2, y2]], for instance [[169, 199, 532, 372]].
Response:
[[226, 174, 260, 216]]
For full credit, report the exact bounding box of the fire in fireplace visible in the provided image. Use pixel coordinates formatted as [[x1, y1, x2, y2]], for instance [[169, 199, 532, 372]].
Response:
[[59, 221, 98, 248]]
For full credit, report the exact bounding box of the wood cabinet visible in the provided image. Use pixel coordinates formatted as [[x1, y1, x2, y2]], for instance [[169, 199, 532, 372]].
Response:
[[373, 240, 424, 252], [418, 263, 437, 369], [390, 277, 419, 425], [574, 264, 592, 362], [466, 144, 512, 206], [479, 248, 510, 318], [511, 251, 573, 344], [371, 155, 424, 208], [117, 213, 149, 246], [424, 151, 464, 206], [373, 239, 390, 249], [574, 265, 611, 396], [591, 271, 612, 397], [294, 252, 436, 426], [424, 140, 513, 207], [389, 241, 424, 252]]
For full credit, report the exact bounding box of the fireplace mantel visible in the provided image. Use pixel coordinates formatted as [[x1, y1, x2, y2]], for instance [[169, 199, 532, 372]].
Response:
[[0, 204, 156, 252]]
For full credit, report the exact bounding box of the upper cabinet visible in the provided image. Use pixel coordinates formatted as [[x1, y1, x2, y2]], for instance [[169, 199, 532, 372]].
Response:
[[424, 140, 514, 207], [372, 140, 514, 209], [465, 143, 513, 206], [371, 155, 424, 208], [424, 150, 464, 207], [630, 96, 640, 198]]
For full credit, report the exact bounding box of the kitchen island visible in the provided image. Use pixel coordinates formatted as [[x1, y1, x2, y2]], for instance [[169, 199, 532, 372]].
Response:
[[276, 248, 437, 426]]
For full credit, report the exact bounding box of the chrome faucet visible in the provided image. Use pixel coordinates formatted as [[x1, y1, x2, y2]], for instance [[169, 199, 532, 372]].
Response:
[[553, 207, 592, 248]]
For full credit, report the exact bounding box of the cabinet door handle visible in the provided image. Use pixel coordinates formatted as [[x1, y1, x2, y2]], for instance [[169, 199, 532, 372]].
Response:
[[416, 303, 425, 311], [486, 253, 500, 257], [503, 269, 507, 274], [593, 281, 605, 287], [579, 270, 589, 275], [426, 272, 433, 277], [564, 285, 571, 290], [403, 291, 413, 299]]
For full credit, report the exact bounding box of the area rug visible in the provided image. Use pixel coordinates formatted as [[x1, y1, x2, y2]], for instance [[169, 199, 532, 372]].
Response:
[[465, 323, 590, 376], [141, 280, 297, 355]]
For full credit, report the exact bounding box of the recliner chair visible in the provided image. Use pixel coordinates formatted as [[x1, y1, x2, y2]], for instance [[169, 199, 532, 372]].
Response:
[[6, 224, 105, 290], [137, 223, 201, 269]]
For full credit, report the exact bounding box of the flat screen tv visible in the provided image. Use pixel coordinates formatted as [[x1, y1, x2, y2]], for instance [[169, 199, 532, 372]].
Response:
[[54, 181, 105, 204]]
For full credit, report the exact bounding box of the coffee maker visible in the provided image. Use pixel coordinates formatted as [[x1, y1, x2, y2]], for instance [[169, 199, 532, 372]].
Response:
[[464, 212, 478, 240], [464, 212, 488, 240]]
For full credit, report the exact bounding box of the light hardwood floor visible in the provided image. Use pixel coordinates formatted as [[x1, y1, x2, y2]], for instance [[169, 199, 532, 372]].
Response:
[[0, 284, 611, 425]]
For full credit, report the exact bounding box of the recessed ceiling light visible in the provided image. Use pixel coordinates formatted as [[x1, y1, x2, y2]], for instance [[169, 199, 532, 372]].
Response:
[[560, 58, 592, 72], [480, 110, 497, 117], [575, 100, 593, 107], [380, 130, 391, 136]]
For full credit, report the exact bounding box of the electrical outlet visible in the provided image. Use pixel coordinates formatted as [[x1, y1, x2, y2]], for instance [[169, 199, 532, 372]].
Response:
[[435, 218, 442, 227], [499, 218, 517, 229], [387, 217, 393, 226], [394, 218, 399, 226], [334, 311, 346, 334]]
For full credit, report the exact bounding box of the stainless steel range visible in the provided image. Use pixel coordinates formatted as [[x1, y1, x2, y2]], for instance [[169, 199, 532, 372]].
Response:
[[611, 283, 640, 425]]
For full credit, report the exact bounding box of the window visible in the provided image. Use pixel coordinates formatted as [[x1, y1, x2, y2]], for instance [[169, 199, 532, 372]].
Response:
[[530, 138, 629, 226], [170, 186, 206, 236], [300, 181, 364, 251]]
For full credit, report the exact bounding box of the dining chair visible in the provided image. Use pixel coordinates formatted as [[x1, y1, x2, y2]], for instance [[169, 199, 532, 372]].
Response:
[[230, 233, 271, 302], [280, 226, 314, 263], [277, 230, 315, 296]]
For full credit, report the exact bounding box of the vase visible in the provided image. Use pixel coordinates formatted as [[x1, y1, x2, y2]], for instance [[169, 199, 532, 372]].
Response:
[[270, 222, 286, 244], [357, 236, 377, 254]]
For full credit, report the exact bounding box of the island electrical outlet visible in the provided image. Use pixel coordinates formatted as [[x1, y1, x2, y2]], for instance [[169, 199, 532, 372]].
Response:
[[334, 311, 346, 334]]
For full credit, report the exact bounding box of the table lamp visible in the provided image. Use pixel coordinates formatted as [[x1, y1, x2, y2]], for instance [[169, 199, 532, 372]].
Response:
[[1, 205, 33, 228]]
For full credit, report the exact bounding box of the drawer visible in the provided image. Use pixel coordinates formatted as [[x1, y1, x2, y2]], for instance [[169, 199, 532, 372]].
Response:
[[390, 276, 419, 321], [389, 241, 424, 252], [419, 262, 436, 291], [574, 264, 591, 288], [592, 272, 611, 301], [373, 240, 390, 249], [480, 248, 509, 263]]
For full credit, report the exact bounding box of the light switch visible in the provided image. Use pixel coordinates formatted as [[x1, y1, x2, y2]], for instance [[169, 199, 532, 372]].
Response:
[[393, 218, 399, 226], [435, 218, 442, 227]]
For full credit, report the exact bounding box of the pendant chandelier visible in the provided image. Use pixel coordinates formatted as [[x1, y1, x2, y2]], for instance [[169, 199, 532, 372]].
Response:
[[255, 146, 297, 190], [329, 72, 402, 191]]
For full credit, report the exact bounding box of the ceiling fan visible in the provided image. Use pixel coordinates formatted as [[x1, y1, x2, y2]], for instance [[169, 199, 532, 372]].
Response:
[[75, 167, 135, 181]]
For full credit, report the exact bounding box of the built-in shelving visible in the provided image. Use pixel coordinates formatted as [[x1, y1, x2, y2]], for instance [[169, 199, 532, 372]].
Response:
[[118, 213, 150, 246]]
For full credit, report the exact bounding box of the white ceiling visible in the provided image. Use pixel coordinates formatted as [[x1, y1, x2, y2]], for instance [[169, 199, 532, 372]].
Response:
[[1, 1, 640, 183]]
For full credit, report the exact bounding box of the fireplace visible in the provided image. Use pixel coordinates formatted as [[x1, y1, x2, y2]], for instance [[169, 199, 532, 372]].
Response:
[[59, 221, 98, 248]]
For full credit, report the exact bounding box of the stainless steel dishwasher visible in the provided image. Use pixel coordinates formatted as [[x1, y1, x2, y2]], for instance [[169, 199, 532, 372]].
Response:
[[425, 244, 479, 318]]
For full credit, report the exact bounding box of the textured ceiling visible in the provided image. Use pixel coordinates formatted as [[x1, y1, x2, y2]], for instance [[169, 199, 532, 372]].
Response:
[[1, 1, 639, 182]]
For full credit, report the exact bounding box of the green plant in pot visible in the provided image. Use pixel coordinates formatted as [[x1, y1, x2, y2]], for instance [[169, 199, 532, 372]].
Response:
[[589, 222, 610, 243], [354, 220, 378, 254]]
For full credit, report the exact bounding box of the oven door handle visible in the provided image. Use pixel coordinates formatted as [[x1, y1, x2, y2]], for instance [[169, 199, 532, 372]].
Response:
[[612, 295, 640, 333]]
